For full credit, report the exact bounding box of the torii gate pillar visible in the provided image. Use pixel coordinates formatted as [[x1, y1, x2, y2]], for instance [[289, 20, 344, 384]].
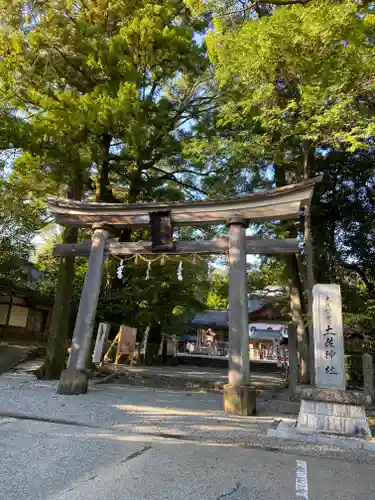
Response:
[[57, 223, 110, 395], [224, 217, 257, 415]]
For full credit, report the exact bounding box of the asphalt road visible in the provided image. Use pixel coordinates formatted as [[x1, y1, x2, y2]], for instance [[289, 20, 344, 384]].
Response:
[[0, 372, 374, 500], [0, 417, 374, 500]]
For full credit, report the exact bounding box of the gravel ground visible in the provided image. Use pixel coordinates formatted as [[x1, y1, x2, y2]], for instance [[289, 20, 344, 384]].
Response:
[[0, 372, 275, 438], [94, 363, 287, 394]]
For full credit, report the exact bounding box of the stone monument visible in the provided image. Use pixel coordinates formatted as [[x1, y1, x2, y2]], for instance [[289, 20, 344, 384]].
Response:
[[296, 284, 371, 438], [269, 284, 372, 445]]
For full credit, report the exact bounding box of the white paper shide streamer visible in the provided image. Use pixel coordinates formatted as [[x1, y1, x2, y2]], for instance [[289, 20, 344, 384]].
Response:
[[116, 259, 124, 280], [177, 260, 183, 281], [145, 260, 152, 280]]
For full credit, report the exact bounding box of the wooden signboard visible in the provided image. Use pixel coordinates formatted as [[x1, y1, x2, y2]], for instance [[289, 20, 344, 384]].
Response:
[[115, 325, 137, 368], [103, 325, 137, 368], [118, 325, 137, 354]]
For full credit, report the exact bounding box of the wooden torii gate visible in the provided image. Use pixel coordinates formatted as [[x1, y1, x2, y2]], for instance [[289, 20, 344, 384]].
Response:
[[49, 177, 320, 415]]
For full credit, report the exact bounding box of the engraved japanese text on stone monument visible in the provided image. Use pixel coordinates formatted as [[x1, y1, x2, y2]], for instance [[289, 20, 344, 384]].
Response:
[[313, 284, 345, 390]]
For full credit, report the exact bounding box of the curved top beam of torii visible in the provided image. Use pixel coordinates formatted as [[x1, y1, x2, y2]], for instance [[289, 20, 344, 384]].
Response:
[[47, 176, 322, 228]]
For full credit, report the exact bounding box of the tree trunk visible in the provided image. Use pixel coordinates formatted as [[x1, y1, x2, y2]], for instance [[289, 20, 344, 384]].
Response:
[[36, 227, 78, 379], [36, 174, 82, 380], [302, 141, 315, 384], [143, 322, 164, 365], [274, 164, 310, 383], [287, 254, 309, 384], [96, 133, 118, 203], [128, 167, 143, 203]]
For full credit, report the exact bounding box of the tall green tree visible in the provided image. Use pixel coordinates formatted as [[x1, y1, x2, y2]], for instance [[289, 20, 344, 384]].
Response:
[[0, 0, 212, 203], [0, 1, 216, 376], [207, 269, 229, 310], [312, 149, 375, 336], [200, 0, 375, 380], [0, 177, 45, 279]]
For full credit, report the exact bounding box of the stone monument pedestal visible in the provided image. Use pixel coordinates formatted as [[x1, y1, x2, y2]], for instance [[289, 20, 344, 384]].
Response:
[[268, 284, 373, 450], [296, 388, 372, 438]]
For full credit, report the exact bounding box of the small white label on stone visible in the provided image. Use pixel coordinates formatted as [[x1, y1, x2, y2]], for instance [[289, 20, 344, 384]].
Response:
[[313, 284, 345, 390]]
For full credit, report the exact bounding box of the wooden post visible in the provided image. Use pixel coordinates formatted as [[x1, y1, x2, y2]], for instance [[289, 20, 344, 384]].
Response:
[[307, 280, 315, 385], [57, 224, 110, 395], [4, 292, 13, 335], [287, 323, 298, 394], [228, 217, 249, 386], [287, 254, 309, 384], [302, 141, 315, 385], [305, 220, 315, 385], [363, 353, 374, 400], [224, 217, 256, 415]]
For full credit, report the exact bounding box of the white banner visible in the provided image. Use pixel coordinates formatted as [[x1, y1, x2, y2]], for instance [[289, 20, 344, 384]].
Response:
[[93, 323, 111, 363], [140, 326, 150, 355]]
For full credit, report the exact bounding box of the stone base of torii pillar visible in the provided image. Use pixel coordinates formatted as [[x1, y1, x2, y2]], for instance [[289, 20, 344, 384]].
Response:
[[223, 384, 257, 416], [58, 369, 90, 396]]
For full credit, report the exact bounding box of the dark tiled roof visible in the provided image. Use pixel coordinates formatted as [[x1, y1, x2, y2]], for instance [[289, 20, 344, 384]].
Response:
[[0, 277, 53, 309], [190, 310, 229, 328], [191, 299, 271, 328]]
